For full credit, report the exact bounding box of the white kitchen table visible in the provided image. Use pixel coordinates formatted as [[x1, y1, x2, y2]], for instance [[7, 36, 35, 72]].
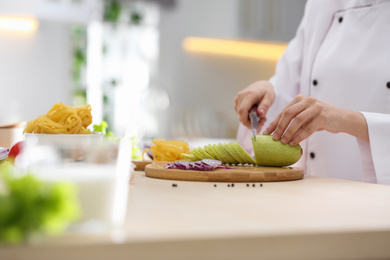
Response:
[[1, 170, 390, 260]]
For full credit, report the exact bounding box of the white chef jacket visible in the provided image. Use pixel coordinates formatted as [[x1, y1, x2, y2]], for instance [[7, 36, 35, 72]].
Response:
[[237, 0, 390, 185]]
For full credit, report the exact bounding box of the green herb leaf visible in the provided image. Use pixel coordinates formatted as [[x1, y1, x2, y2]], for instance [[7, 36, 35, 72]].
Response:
[[0, 164, 80, 244]]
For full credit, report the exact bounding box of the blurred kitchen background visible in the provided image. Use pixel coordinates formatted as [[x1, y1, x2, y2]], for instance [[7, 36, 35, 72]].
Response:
[[0, 0, 306, 143]]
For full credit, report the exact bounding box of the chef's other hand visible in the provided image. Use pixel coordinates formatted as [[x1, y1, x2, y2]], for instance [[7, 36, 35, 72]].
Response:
[[234, 80, 275, 132], [263, 94, 369, 145]]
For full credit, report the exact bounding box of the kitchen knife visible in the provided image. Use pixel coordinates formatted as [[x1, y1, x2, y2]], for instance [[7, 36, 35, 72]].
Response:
[[249, 106, 259, 141]]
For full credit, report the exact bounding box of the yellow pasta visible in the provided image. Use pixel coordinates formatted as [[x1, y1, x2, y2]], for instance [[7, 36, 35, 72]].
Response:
[[143, 138, 190, 161], [24, 102, 93, 134]]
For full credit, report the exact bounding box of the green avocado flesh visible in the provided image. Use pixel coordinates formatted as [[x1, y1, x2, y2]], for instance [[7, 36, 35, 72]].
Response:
[[252, 135, 302, 166], [181, 142, 256, 165], [180, 135, 302, 167]]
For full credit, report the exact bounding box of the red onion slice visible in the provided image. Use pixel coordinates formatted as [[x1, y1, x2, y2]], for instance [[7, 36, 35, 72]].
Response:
[[174, 161, 192, 170], [0, 147, 9, 161], [164, 162, 176, 169], [201, 159, 222, 168], [164, 159, 227, 171]]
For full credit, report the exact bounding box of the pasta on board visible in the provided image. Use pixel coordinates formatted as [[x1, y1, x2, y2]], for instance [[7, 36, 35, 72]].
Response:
[[143, 139, 190, 161], [24, 102, 93, 134]]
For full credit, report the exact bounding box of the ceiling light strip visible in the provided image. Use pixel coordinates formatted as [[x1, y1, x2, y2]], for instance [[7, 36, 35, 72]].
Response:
[[0, 16, 39, 33], [183, 37, 287, 61]]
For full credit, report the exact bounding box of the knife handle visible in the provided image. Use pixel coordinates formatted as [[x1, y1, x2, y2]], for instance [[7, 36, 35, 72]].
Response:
[[249, 105, 258, 117]]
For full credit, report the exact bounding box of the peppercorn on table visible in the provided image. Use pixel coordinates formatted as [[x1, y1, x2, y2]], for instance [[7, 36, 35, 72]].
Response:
[[1, 171, 390, 260]]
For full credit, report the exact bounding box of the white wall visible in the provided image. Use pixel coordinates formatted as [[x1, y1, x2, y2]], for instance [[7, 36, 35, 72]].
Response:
[[0, 0, 304, 139], [157, 0, 281, 140], [0, 21, 72, 125]]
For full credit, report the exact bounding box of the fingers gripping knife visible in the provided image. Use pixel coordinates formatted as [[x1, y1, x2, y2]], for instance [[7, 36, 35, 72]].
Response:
[[249, 106, 260, 142]]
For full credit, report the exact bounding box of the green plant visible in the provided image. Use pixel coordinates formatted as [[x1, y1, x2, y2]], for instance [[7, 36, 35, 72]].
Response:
[[71, 25, 87, 106], [92, 121, 142, 160], [0, 164, 81, 244], [104, 0, 122, 22], [92, 121, 115, 138]]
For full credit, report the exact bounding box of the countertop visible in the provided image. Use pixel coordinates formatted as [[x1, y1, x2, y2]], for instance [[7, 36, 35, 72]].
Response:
[[1, 171, 390, 260]]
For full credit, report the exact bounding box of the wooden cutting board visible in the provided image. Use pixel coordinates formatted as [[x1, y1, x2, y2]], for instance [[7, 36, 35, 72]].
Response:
[[132, 160, 172, 171], [144, 163, 304, 182], [132, 160, 153, 171]]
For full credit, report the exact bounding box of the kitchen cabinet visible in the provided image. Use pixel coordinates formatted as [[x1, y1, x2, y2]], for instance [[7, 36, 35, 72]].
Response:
[[239, 0, 307, 42]]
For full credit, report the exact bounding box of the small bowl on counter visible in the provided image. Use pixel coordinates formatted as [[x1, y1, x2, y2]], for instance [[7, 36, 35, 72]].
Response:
[[0, 121, 26, 148]]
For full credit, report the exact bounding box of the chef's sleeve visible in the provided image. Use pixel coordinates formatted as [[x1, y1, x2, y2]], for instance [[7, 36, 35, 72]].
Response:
[[359, 112, 390, 185]]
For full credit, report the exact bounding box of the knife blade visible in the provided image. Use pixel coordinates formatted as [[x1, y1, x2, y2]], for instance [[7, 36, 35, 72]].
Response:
[[249, 106, 259, 141]]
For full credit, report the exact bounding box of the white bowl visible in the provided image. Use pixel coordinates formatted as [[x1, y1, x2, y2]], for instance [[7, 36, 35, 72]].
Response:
[[24, 132, 103, 147]]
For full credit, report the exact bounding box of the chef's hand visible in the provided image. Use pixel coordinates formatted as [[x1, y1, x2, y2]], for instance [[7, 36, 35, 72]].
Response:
[[263, 94, 369, 145], [234, 80, 275, 132]]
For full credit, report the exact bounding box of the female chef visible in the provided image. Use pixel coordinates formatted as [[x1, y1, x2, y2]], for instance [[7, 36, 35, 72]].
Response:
[[234, 0, 390, 185]]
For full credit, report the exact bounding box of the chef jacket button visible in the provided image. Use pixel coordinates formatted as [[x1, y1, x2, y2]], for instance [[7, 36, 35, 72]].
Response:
[[313, 80, 318, 86], [310, 152, 315, 159], [387, 82, 390, 89], [338, 17, 343, 23]]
